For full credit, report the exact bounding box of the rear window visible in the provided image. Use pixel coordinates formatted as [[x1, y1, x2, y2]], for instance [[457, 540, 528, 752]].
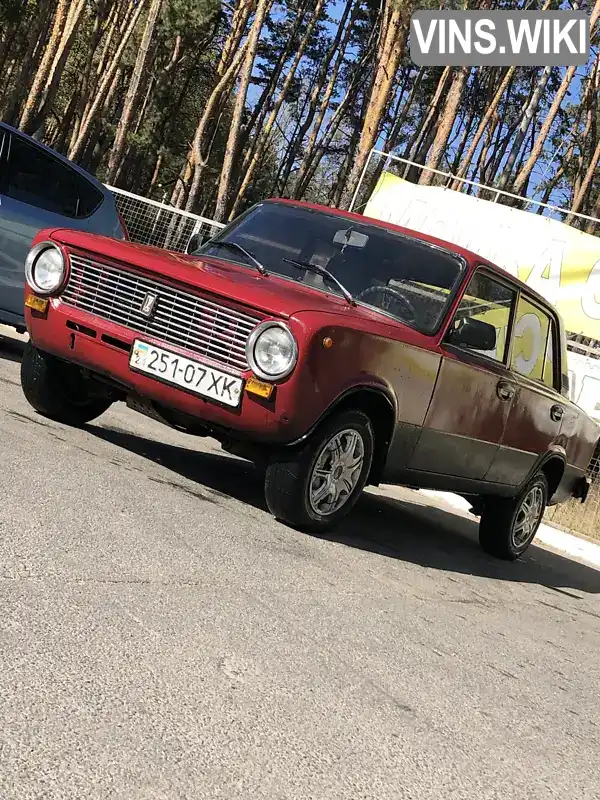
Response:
[[76, 173, 103, 216]]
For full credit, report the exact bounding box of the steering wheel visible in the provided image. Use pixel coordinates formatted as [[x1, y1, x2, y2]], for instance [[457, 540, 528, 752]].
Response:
[[356, 285, 417, 325]]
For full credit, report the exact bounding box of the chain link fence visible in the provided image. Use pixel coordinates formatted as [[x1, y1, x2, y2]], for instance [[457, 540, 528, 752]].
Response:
[[107, 186, 225, 253]]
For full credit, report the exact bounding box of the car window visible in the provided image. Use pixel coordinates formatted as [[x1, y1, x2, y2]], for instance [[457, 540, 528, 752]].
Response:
[[449, 271, 516, 362], [542, 323, 556, 389], [5, 134, 80, 217], [510, 295, 556, 388]]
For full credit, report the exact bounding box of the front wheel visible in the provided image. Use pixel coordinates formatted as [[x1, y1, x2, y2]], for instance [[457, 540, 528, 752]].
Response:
[[21, 342, 113, 426], [479, 473, 548, 561], [264, 409, 375, 532]]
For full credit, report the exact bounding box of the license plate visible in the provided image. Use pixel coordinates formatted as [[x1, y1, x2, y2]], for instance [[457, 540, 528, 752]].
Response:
[[129, 340, 243, 408]]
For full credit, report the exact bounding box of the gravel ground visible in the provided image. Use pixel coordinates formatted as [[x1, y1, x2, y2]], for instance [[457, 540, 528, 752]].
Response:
[[1, 327, 599, 800]]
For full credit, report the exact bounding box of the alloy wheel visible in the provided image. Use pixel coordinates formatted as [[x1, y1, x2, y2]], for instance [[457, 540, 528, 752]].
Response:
[[511, 484, 545, 548], [308, 428, 365, 517]]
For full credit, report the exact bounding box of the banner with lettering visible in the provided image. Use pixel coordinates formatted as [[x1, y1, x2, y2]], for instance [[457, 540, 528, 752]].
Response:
[[364, 172, 600, 340]]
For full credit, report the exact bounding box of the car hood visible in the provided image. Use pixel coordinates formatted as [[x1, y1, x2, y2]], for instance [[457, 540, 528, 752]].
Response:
[[48, 229, 397, 324]]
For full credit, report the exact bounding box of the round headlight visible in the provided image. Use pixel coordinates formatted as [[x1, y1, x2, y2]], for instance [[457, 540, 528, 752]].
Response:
[[25, 242, 67, 296], [246, 321, 298, 380]]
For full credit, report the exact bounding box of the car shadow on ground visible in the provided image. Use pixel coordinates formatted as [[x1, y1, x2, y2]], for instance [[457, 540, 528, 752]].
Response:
[[0, 331, 26, 364], [4, 332, 598, 595], [89, 424, 600, 596]]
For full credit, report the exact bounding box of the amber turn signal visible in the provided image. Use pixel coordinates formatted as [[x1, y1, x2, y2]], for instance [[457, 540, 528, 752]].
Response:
[[245, 376, 274, 399], [25, 294, 49, 313], [322, 336, 333, 348]]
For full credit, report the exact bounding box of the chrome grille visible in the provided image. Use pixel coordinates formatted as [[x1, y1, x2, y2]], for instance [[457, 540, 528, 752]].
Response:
[[61, 254, 262, 371]]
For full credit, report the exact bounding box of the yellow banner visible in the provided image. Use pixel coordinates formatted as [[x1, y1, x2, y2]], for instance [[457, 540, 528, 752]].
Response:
[[364, 172, 600, 340]]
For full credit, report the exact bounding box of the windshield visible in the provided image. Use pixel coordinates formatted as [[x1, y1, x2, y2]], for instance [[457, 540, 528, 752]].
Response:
[[196, 202, 466, 334]]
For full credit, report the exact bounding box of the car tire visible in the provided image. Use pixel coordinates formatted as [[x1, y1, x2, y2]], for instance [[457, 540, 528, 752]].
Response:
[[264, 409, 375, 532], [478, 472, 549, 561], [20, 342, 113, 425]]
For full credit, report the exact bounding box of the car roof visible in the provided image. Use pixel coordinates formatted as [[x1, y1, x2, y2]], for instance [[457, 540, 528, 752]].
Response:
[[265, 198, 558, 318], [0, 122, 110, 196]]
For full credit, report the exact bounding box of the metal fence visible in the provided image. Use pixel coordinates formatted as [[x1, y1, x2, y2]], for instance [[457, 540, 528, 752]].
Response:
[[107, 185, 225, 253]]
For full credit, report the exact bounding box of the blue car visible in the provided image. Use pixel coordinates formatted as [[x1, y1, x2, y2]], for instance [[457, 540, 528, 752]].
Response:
[[0, 122, 127, 331]]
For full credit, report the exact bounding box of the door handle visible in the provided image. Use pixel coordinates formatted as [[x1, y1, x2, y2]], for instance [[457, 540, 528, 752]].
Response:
[[550, 404, 564, 422], [496, 381, 515, 401]]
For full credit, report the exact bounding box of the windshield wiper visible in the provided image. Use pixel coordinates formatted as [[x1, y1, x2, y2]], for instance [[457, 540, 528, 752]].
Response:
[[282, 258, 355, 306], [209, 241, 268, 276]]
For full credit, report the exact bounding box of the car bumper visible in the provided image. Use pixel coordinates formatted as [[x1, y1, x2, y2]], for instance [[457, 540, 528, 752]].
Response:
[[25, 297, 308, 444]]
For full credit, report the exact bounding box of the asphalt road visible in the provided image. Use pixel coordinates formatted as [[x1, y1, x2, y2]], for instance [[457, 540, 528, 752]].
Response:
[[1, 328, 599, 800]]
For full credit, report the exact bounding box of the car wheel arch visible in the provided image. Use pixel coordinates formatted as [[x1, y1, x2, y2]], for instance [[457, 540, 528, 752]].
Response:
[[287, 385, 397, 486], [536, 454, 566, 501]]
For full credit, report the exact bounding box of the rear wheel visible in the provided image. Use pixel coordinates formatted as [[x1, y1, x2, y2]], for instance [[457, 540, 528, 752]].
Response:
[[21, 342, 113, 425], [479, 473, 548, 561], [264, 409, 374, 532]]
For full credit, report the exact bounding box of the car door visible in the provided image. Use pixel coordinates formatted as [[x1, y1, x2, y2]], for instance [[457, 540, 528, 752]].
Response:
[[485, 293, 565, 486], [408, 269, 518, 480], [0, 130, 89, 319]]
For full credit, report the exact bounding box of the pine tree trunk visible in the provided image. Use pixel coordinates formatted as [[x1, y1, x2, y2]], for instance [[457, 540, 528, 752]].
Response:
[[23, 0, 88, 137], [68, 0, 146, 163], [2, 0, 53, 123], [228, 0, 325, 219], [358, 66, 425, 202], [341, 0, 413, 209], [147, 47, 203, 196], [277, 0, 355, 195], [169, 0, 256, 209], [106, 0, 163, 183], [584, 194, 600, 233], [512, 0, 600, 196], [0, 14, 21, 84], [19, 0, 75, 133], [67, 1, 112, 153], [451, 66, 515, 189], [292, 0, 360, 199], [402, 67, 452, 181], [80, 67, 123, 171], [572, 74, 598, 201], [564, 138, 600, 223], [213, 0, 272, 221], [419, 66, 470, 185], [533, 81, 594, 214], [218, 0, 255, 77], [450, 106, 478, 174], [494, 65, 553, 192], [177, 42, 249, 210], [293, 79, 360, 199], [71, 0, 123, 152], [239, 3, 309, 161]]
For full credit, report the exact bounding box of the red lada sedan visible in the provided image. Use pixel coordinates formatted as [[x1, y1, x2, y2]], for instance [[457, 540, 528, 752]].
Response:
[[20, 199, 599, 560]]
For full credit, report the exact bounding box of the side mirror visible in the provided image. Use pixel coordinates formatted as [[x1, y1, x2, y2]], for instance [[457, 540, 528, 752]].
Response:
[[448, 317, 497, 352], [186, 231, 210, 254]]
